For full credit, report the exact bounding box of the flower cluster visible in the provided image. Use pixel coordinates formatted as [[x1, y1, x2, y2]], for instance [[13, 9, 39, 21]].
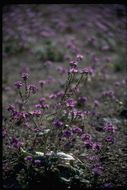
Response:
[[14, 81, 23, 89], [66, 98, 77, 108], [103, 122, 116, 133], [21, 72, 29, 81], [53, 119, 64, 128], [28, 85, 38, 94]]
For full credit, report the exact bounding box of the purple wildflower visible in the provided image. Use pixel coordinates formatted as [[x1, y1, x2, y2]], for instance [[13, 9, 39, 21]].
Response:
[[92, 164, 103, 175], [56, 91, 64, 98], [78, 96, 87, 104], [35, 104, 42, 109], [39, 97, 46, 104], [20, 112, 29, 120], [11, 111, 21, 120], [84, 140, 93, 149], [66, 99, 77, 109], [21, 72, 29, 80], [63, 130, 72, 138], [41, 104, 49, 109], [105, 136, 114, 143], [49, 93, 57, 99], [10, 137, 23, 149], [53, 119, 64, 128], [28, 85, 38, 94], [69, 61, 78, 68], [34, 159, 41, 164], [81, 133, 92, 141], [92, 142, 102, 150], [103, 123, 116, 133], [86, 155, 99, 161], [68, 68, 78, 74], [71, 109, 83, 118], [94, 100, 100, 107], [72, 127, 82, 135], [76, 54, 84, 61], [24, 155, 33, 161], [14, 81, 23, 89], [102, 90, 115, 99], [30, 110, 42, 117], [80, 67, 93, 75], [39, 80, 46, 88]]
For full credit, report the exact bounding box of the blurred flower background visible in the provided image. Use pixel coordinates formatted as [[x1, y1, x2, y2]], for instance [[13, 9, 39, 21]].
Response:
[[2, 4, 127, 189]]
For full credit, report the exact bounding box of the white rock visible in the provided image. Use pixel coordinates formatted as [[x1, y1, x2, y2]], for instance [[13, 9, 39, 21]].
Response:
[[57, 152, 75, 160], [35, 152, 44, 156]]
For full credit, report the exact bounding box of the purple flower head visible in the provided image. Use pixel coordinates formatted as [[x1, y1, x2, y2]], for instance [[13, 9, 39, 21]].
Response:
[[30, 110, 42, 117], [78, 96, 87, 104], [39, 80, 46, 88], [72, 127, 82, 135], [35, 104, 42, 109], [56, 91, 64, 98], [84, 140, 93, 149], [28, 85, 38, 94], [53, 119, 64, 128], [86, 155, 99, 161], [41, 104, 49, 109], [68, 68, 78, 74], [63, 130, 72, 138], [94, 100, 100, 107], [105, 136, 114, 143], [92, 142, 102, 150], [11, 111, 21, 120], [49, 93, 57, 99], [10, 137, 23, 148], [20, 112, 29, 120], [14, 81, 23, 89], [69, 61, 78, 68], [102, 90, 115, 99], [10, 111, 28, 121], [81, 133, 92, 141], [80, 67, 93, 75], [66, 99, 77, 109], [71, 109, 83, 118], [92, 164, 103, 175], [76, 54, 84, 61], [34, 159, 41, 164], [39, 97, 46, 104], [24, 155, 33, 161], [103, 123, 116, 133], [21, 72, 29, 81]]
